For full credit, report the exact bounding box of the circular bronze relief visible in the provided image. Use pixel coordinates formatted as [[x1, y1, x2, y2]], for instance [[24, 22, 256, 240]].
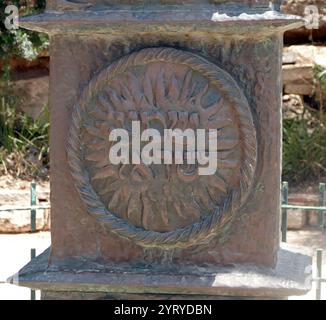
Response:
[[67, 47, 257, 248]]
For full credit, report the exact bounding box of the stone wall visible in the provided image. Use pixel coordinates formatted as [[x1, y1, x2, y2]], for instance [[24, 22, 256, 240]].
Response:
[[282, 45, 326, 103], [282, 0, 326, 43]]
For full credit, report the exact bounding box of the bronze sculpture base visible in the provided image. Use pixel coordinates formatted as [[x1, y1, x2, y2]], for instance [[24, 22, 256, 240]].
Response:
[[9, 243, 311, 299]]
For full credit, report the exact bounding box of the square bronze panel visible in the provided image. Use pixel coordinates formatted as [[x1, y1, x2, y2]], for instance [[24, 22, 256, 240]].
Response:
[[49, 33, 282, 268]]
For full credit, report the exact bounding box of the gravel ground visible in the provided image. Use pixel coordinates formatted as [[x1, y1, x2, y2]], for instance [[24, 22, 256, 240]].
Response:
[[0, 228, 325, 300]]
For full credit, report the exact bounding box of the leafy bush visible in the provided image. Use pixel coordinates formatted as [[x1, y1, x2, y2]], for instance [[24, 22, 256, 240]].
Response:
[[0, 76, 49, 179], [283, 111, 326, 183], [0, 1, 48, 62]]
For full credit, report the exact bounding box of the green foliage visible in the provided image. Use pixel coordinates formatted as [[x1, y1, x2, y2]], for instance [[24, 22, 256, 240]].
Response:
[[314, 66, 326, 107], [0, 92, 49, 178], [0, 1, 48, 62], [283, 114, 326, 183], [318, 68, 326, 83], [0, 86, 19, 151]]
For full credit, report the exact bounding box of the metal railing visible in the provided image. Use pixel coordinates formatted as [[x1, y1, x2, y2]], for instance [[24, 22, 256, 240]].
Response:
[[0, 182, 50, 233], [0, 182, 50, 300], [0, 181, 325, 299], [281, 181, 325, 300]]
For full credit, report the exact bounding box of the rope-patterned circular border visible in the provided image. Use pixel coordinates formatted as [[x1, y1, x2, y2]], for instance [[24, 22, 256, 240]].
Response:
[[67, 47, 257, 249]]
